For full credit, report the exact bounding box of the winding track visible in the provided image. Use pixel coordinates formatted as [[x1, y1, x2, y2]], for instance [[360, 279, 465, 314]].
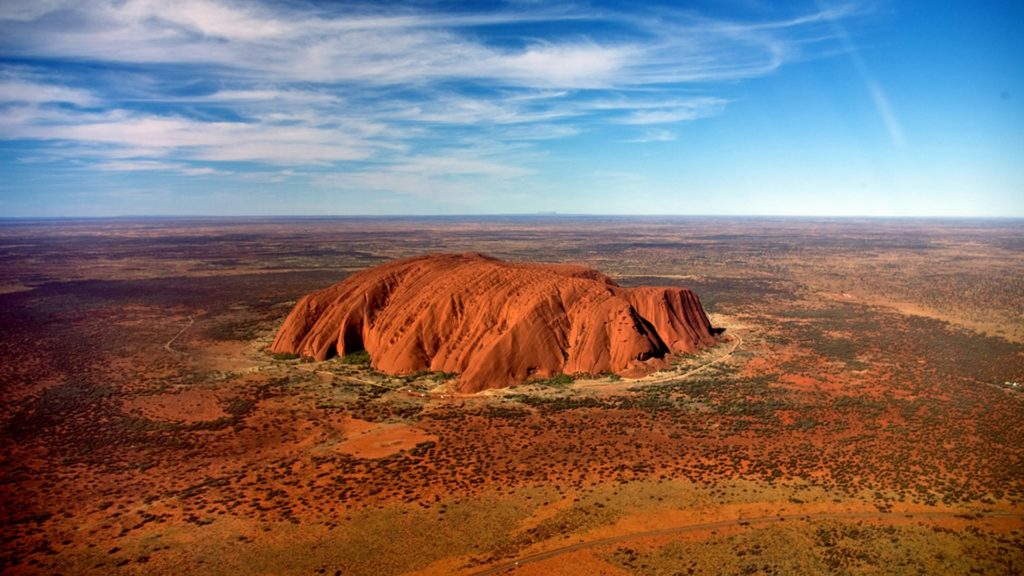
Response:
[[573, 329, 743, 391], [164, 314, 196, 355], [471, 509, 1023, 575], [647, 330, 744, 384]]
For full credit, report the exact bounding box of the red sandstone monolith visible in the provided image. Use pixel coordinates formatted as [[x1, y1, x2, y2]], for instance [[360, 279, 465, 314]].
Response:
[[272, 253, 716, 392]]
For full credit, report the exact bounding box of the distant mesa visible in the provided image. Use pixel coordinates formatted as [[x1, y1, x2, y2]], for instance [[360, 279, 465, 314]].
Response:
[[272, 253, 717, 393]]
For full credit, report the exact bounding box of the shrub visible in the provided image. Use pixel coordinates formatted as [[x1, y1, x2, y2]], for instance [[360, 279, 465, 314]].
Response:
[[534, 373, 574, 387], [340, 350, 371, 366]]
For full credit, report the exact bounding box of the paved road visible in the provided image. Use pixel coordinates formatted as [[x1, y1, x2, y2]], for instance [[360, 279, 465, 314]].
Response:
[[471, 509, 1022, 575]]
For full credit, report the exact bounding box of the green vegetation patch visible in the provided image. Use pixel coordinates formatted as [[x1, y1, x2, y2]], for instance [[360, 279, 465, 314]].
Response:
[[339, 350, 371, 366], [397, 369, 458, 384], [531, 373, 574, 388]]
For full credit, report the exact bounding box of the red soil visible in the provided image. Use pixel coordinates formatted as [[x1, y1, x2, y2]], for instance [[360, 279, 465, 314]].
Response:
[[271, 253, 716, 392], [334, 418, 437, 459], [122, 389, 227, 423]]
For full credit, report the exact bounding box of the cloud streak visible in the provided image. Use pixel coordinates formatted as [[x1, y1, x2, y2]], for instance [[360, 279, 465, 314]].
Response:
[[0, 1, 848, 88], [816, 1, 905, 147], [0, 77, 96, 106], [0, 0, 865, 199]]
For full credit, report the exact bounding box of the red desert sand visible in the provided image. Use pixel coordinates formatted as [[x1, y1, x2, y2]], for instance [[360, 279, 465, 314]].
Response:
[[272, 253, 716, 392]]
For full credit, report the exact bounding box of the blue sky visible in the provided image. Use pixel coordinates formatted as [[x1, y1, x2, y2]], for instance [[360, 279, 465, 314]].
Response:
[[0, 0, 1021, 217]]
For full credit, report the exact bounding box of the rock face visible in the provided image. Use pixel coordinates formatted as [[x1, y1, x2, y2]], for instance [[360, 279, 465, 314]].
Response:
[[272, 253, 716, 393]]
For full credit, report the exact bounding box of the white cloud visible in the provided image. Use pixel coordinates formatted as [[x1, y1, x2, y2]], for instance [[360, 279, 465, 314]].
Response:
[[0, 75, 96, 106], [93, 159, 226, 176], [0, 105, 377, 164], [624, 129, 677, 143], [0, 0, 64, 21], [181, 166, 219, 176], [495, 43, 634, 88], [389, 91, 576, 125], [197, 89, 341, 105], [137, 0, 293, 41], [0, 1, 849, 87], [94, 159, 180, 171], [820, 6, 906, 147], [618, 100, 727, 125], [0, 0, 865, 194], [492, 123, 580, 141]]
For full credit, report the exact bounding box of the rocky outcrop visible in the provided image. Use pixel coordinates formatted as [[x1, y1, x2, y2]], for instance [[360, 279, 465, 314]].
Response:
[[271, 253, 716, 392]]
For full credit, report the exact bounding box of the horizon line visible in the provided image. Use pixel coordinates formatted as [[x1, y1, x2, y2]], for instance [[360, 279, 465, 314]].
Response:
[[1, 213, 1022, 221]]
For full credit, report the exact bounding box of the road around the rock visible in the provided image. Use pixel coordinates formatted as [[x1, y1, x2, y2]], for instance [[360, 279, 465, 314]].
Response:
[[572, 328, 743, 392]]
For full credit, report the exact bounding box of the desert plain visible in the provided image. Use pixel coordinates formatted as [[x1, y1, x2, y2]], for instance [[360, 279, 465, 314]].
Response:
[[1, 215, 1022, 575]]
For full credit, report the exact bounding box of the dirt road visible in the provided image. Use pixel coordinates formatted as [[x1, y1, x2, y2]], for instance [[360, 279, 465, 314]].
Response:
[[573, 329, 743, 392], [164, 314, 196, 355]]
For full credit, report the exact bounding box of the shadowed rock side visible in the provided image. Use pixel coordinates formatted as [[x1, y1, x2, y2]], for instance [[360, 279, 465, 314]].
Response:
[[272, 253, 716, 392]]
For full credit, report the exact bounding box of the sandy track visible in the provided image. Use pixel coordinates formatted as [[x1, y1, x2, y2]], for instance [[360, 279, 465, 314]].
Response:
[[646, 330, 744, 384], [164, 314, 196, 355], [471, 509, 1023, 575], [573, 329, 743, 392]]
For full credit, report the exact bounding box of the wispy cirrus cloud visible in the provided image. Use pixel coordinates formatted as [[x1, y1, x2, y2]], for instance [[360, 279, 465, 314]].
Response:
[[0, 0, 866, 201], [613, 97, 729, 125], [0, 1, 856, 87], [816, 2, 905, 147], [93, 159, 226, 176], [0, 67, 98, 106], [0, 77, 96, 106], [0, 104, 380, 164], [623, 129, 677, 144]]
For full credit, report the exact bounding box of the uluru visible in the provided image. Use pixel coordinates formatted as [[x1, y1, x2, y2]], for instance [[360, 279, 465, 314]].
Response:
[[271, 253, 717, 392]]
